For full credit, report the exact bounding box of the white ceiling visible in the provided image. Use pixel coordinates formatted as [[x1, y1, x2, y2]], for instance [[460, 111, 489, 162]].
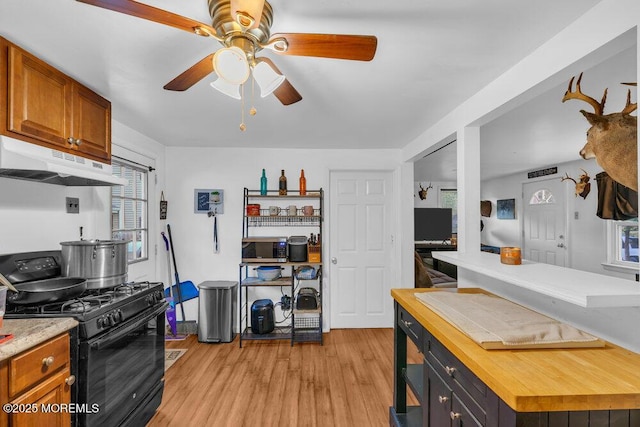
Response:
[[415, 44, 637, 182], [0, 0, 606, 151]]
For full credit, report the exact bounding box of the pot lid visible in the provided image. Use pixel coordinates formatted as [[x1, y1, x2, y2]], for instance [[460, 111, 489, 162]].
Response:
[[60, 239, 130, 246]]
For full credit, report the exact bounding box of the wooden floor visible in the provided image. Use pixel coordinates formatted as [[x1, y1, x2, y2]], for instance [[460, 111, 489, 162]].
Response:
[[149, 329, 421, 427]]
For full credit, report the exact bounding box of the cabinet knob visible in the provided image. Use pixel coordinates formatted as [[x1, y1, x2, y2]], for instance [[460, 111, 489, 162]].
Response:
[[445, 365, 456, 376], [403, 320, 412, 328], [438, 395, 449, 404], [331, 257, 337, 264], [75, 138, 82, 146], [42, 356, 55, 367], [65, 375, 76, 386], [67, 137, 75, 145], [450, 412, 461, 420]]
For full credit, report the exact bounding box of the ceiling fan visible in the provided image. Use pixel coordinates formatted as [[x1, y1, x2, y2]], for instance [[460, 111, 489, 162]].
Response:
[[75, 0, 378, 107]]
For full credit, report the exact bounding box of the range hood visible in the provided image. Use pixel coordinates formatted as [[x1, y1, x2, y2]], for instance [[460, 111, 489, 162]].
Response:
[[0, 135, 127, 186]]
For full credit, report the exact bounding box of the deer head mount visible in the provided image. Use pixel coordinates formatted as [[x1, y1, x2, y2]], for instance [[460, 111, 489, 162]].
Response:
[[418, 183, 433, 200], [561, 169, 591, 199], [562, 73, 637, 191]]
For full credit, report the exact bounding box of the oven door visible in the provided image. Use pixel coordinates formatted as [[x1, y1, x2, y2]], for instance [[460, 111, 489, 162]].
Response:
[[78, 302, 167, 427]]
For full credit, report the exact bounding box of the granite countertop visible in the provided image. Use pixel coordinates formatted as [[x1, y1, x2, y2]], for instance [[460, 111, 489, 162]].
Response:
[[0, 318, 78, 362]]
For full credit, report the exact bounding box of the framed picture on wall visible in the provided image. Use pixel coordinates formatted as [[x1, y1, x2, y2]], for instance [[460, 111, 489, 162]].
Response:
[[497, 198, 516, 219]]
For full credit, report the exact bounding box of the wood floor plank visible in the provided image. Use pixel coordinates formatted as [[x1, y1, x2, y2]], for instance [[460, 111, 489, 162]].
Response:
[[150, 329, 421, 426]]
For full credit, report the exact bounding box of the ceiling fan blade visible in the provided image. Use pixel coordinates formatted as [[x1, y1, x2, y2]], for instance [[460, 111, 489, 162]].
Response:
[[164, 54, 215, 91], [268, 33, 377, 61], [76, 0, 218, 36], [259, 58, 302, 105]]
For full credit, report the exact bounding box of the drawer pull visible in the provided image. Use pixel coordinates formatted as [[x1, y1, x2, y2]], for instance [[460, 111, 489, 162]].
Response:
[[42, 356, 55, 367], [403, 320, 412, 328], [445, 365, 456, 376], [450, 411, 461, 420], [438, 395, 449, 404], [65, 375, 76, 386]]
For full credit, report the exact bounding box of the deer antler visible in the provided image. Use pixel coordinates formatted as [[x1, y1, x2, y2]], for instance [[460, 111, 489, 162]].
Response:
[[561, 173, 577, 184], [562, 73, 607, 115], [621, 86, 637, 115]]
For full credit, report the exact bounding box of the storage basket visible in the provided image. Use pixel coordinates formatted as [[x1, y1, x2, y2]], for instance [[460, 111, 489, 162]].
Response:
[[294, 265, 318, 280]]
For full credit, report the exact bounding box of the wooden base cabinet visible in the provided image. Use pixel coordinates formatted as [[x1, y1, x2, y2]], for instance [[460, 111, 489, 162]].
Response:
[[390, 301, 640, 427], [0, 333, 74, 427], [0, 37, 111, 163]]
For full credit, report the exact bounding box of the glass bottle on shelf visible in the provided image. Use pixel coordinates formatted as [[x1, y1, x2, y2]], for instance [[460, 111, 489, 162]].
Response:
[[260, 169, 267, 195], [299, 169, 307, 195], [279, 170, 287, 195]]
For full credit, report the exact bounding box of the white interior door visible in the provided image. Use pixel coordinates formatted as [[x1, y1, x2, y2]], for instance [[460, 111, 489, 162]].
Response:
[[330, 170, 395, 328], [523, 178, 568, 266]]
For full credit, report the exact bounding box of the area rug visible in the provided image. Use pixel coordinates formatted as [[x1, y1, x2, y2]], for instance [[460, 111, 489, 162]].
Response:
[[165, 349, 187, 371]]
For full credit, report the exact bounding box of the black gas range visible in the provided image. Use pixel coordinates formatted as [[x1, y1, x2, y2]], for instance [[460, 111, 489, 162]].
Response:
[[1, 250, 167, 427], [6, 281, 166, 339]]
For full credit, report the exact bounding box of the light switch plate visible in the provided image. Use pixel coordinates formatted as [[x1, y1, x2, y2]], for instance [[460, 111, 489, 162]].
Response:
[[66, 197, 80, 214]]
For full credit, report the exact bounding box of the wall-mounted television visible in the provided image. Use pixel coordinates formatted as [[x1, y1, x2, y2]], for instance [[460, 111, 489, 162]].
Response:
[[414, 208, 453, 242]]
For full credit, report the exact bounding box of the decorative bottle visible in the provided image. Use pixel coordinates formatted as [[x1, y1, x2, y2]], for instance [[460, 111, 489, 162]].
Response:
[[260, 169, 267, 195], [279, 169, 287, 195], [299, 169, 307, 195]]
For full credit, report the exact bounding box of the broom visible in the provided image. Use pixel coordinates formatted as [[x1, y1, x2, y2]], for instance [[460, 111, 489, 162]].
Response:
[[166, 224, 199, 335]]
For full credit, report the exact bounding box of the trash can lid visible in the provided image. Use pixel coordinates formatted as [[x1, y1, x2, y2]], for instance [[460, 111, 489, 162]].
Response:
[[197, 280, 238, 290]]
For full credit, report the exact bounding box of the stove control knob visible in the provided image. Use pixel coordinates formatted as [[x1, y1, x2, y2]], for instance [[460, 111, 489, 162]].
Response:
[[97, 317, 105, 328], [110, 313, 118, 325], [117, 310, 124, 322]]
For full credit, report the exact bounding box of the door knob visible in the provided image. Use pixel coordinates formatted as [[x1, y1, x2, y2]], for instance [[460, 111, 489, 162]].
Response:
[[557, 243, 565, 248], [331, 257, 337, 264]]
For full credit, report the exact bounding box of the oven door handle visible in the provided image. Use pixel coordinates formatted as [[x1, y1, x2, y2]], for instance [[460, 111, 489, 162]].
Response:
[[90, 302, 168, 350]]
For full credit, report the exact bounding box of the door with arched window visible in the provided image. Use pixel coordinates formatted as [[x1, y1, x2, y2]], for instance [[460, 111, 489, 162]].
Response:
[[522, 178, 568, 267]]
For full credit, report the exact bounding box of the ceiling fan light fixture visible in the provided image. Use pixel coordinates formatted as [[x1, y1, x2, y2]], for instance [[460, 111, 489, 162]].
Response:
[[210, 78, 242, 100], [252, 60, 285, 98], [212, 46, 250, 85]]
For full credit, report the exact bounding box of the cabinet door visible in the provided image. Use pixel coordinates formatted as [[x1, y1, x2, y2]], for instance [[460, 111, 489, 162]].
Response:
[[9, 367, 72, 427], [7, 45, 72, 148], [72, 83, 111, 162], [429, 366, 453, 427]]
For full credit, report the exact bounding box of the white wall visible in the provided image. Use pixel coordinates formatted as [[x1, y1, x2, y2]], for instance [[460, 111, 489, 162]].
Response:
[[480, 158, 634, 278], [401, 0, 640, 351], [413, 181, 456, 208], [163, 147, 406, 328], [0, 119, 166, 283]]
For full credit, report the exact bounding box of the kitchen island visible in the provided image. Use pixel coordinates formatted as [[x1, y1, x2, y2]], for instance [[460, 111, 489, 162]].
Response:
[[391, 288, 640, 426]]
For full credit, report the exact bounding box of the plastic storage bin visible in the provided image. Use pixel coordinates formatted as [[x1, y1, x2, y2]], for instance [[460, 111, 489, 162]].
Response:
[[197, 281, 237, 343]]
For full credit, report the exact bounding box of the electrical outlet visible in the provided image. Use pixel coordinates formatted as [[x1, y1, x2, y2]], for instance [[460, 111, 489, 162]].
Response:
[[66, 197, 80, 214]]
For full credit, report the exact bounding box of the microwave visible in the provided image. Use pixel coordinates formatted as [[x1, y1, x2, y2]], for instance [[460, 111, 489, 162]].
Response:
[[242, 237, 288, 262]]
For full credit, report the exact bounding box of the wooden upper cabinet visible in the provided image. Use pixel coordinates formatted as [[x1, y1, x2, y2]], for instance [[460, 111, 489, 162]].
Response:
[[3, 38, 111, 163], [73, 83, 111, 161], [7, 45, 73, 149]]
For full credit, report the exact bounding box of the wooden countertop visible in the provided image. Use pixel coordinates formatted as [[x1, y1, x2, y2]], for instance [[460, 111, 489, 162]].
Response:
[[392, 287, 640, 412], [0, 318, 78, 362]]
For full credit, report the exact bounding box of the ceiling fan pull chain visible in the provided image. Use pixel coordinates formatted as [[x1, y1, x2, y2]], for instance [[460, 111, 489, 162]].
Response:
[[239, 83, 246, 132], [249, 75, 257, 116]]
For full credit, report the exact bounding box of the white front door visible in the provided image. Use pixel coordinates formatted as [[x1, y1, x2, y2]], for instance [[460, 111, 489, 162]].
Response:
[[330, 170, 395, 328], [523, 178, 568, 266]]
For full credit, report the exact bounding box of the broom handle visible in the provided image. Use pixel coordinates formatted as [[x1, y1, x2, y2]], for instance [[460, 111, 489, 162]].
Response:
[[167, 224, 186, 321]]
